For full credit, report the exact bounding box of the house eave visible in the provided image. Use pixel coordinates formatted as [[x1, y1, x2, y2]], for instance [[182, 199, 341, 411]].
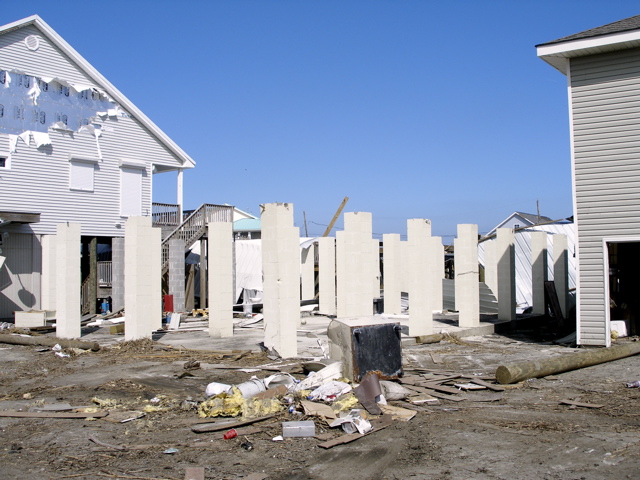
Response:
[[537, 30, 640, 74]]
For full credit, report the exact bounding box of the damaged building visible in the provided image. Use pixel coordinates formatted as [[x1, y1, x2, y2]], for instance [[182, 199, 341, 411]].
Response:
[[0, 15, 200, 319]]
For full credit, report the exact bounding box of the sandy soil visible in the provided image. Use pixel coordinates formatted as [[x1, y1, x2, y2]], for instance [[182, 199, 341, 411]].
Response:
[[1, 331, 639, 480]]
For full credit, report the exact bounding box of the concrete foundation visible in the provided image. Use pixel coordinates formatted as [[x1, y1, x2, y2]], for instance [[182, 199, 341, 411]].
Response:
[[497, 228, 516, 321], [55, 223, 81, 339], [531, 231, 548, 315], [261, 203, 299, 358], [382, 233, 402, 315], [41, 234, 56, 311], [111, 237, 125, 312], [318, 237, 336, 316], [124, 217, 162, 340], [168, 239, 186, 312], [407, 219, 433, 336], [208, 222, 234, 338], [455, 224, 479, 328], [553, 233, 569, 318], [336, 212, 374, 318]]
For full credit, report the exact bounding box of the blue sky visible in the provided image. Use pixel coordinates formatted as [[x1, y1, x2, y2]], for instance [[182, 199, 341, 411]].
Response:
[[4, 1, 639, 239]]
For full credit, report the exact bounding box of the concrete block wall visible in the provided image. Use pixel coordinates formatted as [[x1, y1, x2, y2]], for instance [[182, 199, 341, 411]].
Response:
[[168, 239, 186, 312], [428, 235, 444, 312], [455, 224, 479, 328], [497, 228, 516, 321], [407, 219, 433, 335], [111, 237, 125, 312], [55, 223, 81, 339], [336, 212, 374, 318], [124, 217, 161, 340], [301, 244, 315, 301], [41, 234, 56, 311], [553, 233, 569, 318], [261, 203, 300, 358], [382, 233, 402, 315], [209, 222, 234, 338], [483, 239, 498, 298], [318, 237, 336, 316], [531, 231, 548, 315]]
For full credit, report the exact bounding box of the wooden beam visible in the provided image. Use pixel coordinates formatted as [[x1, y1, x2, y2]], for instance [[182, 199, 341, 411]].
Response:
[[0, 211, 40, 223], [322, 196, 349, 237]]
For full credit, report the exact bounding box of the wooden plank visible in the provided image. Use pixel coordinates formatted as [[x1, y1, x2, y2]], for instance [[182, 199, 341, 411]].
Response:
[[421, 382, 463, 395], [420, 389, 466, 402], [467, 378, 505, 392], [191, 415, 274, 433], [0, 410, 108, 419], [430, 353, 442, 364], [184, 467, 205, 480], [560, 399, 604, 409]]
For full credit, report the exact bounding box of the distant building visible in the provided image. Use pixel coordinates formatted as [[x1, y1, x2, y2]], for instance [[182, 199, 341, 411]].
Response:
[[485, 211, 555, 237]]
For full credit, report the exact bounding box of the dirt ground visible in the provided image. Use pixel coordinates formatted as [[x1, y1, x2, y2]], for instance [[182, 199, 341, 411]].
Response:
[[1, 328, 639, 480]]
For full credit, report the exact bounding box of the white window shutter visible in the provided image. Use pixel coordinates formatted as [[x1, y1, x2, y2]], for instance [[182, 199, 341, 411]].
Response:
[[69, 161, 94, 191], [120, 166, 143, 216]]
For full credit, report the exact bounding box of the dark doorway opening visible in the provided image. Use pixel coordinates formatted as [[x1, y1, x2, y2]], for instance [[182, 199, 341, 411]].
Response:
[[608, 241, 640, 337]]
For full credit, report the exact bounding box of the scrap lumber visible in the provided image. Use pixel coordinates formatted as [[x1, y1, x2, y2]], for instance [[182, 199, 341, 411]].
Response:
[[496, 342, 640, 384], [0, 334, 100, 351], [466, 378, 505, 392], [560, 399, 604, 409], [191, 415, 274, 433], [0, 410, 108, 419]]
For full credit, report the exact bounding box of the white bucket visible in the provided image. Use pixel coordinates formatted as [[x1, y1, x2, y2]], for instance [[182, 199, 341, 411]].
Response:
[[235, 379, 266, 398]]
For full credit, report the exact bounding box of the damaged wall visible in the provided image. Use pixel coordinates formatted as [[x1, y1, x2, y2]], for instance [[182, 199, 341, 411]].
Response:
[[0, 24, 187, 237]]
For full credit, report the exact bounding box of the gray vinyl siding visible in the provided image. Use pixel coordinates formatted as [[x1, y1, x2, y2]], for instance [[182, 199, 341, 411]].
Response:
[[570, 47, 640, 346], [0, 24, 186, 237]]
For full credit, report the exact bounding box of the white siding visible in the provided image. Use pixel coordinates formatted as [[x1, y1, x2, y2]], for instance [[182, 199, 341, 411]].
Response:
[[570, 47, 640, 345]]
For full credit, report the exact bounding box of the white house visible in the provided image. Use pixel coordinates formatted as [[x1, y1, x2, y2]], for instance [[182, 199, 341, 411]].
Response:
[[0, 15, 195, 319]]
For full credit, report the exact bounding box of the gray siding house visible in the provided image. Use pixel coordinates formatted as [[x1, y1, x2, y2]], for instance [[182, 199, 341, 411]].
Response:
[[537, 15, 640, 346], [0, 16, 195, 318]]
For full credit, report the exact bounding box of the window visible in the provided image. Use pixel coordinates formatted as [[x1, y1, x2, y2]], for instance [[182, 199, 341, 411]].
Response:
[[120, 160, 145, 216], [69, 156, 98, 191], [0, 157, 6, 168]]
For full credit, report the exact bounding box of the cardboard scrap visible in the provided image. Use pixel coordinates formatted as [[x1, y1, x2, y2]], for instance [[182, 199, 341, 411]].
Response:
[[301, 400, 337, 420], [378, 404, 417, 421]]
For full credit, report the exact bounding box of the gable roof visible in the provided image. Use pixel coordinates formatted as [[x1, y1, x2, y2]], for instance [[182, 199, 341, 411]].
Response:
[[485, 211, 555, 237], [0, 15, 195, 169], [537, 14, 640, 74]]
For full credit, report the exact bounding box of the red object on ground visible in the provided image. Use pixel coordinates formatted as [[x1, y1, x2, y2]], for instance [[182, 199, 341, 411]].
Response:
[[223, 429, 237, 440]]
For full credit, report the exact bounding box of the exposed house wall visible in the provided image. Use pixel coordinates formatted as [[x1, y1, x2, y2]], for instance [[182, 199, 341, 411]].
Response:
[[569, 47, 640, 346]]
